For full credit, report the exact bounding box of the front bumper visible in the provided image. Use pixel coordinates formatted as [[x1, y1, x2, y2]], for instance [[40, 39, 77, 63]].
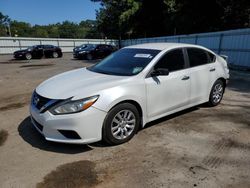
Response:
[[14, 53, 25, 59], [73, 52, 86, 59], [30, 104, 107, 144]]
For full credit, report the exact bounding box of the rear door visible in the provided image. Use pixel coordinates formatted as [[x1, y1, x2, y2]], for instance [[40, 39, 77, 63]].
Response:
[[145, 48, 191, 119], [95, 45, 106, 58], [185, 47, 214, 104], [43, 45, 51, 57], [104, 45, 114, 56]]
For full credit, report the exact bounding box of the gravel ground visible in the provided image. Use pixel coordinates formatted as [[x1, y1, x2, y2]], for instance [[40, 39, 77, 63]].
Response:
[[0, 53, 250, 188]]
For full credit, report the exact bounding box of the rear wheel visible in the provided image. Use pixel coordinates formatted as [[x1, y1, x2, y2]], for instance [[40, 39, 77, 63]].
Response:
[[52, 51, 59, 58], [25, 53, 32, 60], [103, 103, 140, 145], [208, 80, 225, 106]]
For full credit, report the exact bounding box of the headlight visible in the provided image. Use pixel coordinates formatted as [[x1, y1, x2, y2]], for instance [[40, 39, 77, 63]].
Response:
[[50, 95, 99, 115], [79, 51, 86, 54]]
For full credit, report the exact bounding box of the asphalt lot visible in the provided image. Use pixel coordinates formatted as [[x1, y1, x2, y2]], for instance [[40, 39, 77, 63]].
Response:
[[0, 53, 250, 188]]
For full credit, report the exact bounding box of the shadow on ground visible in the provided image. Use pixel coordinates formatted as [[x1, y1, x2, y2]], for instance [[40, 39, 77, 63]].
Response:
[[70, 58, 100, 64], [19, 64, 55, 68], [18, 116, 92, 154], [227, 70, 250, 94], [144, 107, 199, 130], [0, 129, 8, 146]]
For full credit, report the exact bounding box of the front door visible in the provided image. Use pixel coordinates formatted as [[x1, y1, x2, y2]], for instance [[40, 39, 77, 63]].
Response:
[[145, 48, 190, 120]]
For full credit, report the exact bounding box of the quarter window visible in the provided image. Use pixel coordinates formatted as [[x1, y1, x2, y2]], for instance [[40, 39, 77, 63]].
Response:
[[155, 49, 185, 72], [208, 52, 216, 63]]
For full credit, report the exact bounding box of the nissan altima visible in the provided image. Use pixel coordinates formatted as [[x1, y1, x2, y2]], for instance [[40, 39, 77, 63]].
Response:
[[30, 43, 229, 145]]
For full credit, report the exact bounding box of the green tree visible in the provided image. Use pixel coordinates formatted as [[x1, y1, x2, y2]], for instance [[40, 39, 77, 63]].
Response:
[[93, 0, 141, 38], [0, 12, 11, 36], [0, 11, 101, 39], [10, 20, 32, 37], [218, 0, 250, 29], [93, 0, 250, 39], [31, 25, 49, 38], [171, 0, 224, 34]]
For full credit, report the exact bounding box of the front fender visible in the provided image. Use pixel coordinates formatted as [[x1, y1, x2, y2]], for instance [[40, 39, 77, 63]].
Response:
[[92, 83, 148, 126]]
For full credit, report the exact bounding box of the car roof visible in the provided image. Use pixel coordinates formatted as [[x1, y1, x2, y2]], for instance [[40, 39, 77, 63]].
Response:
[[124, 42, 206, 51]]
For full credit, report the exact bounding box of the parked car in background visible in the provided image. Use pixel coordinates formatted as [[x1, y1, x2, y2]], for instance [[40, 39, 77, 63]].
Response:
[[73, 44, 116, 60], [14, 45, 63, 60], [30, 43, 229, 145], [73, 44, 89, 52]]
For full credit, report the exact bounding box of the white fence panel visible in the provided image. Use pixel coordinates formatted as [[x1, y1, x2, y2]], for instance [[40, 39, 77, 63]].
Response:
[[121, 28, 250, 68], [0, 37, 118, 54]]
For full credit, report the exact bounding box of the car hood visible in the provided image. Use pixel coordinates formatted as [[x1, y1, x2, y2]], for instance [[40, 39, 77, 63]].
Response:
[[74, 46, 87, 51], [36, 68, 129, 99], [14, 49, 27, 53], [73, 47, 80, 51], [75, 49, 91, 53]]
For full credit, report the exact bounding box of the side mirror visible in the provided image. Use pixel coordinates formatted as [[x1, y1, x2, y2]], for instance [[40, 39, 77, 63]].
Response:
[[151, 68, 169, 77]]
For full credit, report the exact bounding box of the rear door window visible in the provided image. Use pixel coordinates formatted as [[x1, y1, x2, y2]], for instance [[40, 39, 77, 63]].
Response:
[[187, 48, 209, 67]]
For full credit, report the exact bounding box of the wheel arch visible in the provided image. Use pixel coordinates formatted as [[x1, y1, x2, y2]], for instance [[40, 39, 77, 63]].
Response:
[[207, 77, 227, 102], [217, 77, 227, 88], [108, 99, 144, 128]]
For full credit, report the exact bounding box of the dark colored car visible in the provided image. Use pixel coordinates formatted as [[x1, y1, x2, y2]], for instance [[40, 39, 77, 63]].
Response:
[[73, 44, 116, 60], [73, 44, 89, 52], [14, 45, 63, 60]]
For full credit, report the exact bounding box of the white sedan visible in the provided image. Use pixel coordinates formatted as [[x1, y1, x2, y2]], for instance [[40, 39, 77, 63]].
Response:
[[30, 43, 229, 145]]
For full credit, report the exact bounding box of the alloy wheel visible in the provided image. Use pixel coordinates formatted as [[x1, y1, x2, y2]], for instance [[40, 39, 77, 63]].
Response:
[[111, 110, 136, 140], [212, 83, 223, 104]]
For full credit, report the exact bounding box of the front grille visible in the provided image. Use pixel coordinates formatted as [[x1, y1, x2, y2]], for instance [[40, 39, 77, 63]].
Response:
[[32, 91, 52, 110], [32, 91, 63, 113]]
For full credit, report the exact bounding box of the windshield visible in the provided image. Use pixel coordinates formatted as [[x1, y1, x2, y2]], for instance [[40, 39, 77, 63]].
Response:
[[79, 44, 89, 48], [88, 48, 160, 76], [84, 44, 97, 50], [27, 45, 37, 50]]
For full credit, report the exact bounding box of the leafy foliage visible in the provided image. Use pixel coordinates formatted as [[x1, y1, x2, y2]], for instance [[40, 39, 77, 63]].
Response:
[[0, 12, 101, 38], [93, 0, 250, 39], [1, 0, 249, 39]]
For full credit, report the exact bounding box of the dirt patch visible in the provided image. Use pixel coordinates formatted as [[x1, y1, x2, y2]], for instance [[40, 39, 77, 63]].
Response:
[[0, 129, 8, 146], [202, 138, 235, 168], [0, 60, 27, 64], [0, 93, 31, 112], [0, 102, 27, 111], [36, 160, 100, 188], [20, 64, 55, 68]]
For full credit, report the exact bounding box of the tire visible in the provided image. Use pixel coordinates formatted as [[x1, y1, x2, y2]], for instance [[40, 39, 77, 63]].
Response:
[[25, 53, 32, 60], [102, 103, 140, 145], [86, 53, 93, 60], [52, 51, 59, 58], [208, 79, 225, 106]]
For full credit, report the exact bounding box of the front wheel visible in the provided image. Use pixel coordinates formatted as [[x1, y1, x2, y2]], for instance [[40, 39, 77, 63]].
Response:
[[52, 51, 59, 58], [25, 53, 32, 60], [102, 103, 140, 145], [208, 80, 225, 106]]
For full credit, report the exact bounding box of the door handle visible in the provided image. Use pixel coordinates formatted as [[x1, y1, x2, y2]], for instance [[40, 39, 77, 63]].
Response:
[[182, 75, 190, 80], [210, 68, 216, 72]]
